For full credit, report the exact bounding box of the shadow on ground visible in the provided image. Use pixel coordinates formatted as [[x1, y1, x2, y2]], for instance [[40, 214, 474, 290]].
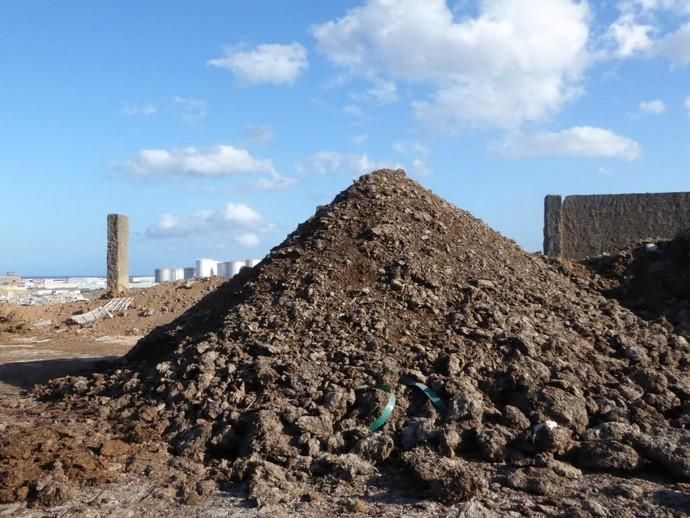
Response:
[[0, 356, 119, 390]]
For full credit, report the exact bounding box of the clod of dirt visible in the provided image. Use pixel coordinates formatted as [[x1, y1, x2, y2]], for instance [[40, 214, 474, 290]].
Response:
[[565, 231, 690, 340], [0, 310, 30, 334], [13, 169, 690, 508], [402, 448, 486, 503]]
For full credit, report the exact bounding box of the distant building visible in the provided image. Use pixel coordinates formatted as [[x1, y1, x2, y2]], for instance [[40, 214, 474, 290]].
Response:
[[0, 274, 21, 286]]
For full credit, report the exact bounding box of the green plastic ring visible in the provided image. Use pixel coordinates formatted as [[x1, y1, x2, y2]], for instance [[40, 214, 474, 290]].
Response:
[[400, 376, 447, 413], [367, 385, 396, 432]]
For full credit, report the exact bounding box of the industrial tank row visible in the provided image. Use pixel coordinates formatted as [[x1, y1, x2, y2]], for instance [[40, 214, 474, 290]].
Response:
[[154, 258, 260, 283]]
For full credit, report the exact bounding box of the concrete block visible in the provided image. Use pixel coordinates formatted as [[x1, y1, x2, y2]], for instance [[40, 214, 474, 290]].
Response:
[[544, 192, 690, 260], [543, 195, 562, 257], [107, 214, 129, 295]]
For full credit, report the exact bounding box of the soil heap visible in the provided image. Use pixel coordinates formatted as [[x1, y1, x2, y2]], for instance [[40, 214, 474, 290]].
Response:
[[40, 170, 690, 505], [570, 232, 690, 338]]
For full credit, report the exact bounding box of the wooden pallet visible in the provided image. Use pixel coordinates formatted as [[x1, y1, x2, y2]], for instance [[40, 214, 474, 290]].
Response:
[[70, 297, 134, 325]]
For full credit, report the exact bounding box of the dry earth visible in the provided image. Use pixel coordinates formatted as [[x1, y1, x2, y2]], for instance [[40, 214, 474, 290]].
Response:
[[1, 170, 689, 516]]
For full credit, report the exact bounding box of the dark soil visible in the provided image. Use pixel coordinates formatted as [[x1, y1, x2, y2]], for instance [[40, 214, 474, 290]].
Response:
[[564, 232, 690, 339], [3, 170, 689, 514]]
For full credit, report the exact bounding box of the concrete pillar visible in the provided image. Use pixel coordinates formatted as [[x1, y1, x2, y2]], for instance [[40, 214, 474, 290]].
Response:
[[107, 214, 129, 296], [543, 195, 562, 257]]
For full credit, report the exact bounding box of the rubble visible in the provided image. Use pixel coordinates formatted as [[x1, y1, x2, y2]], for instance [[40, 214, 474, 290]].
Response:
[[564, 230, 690, 338], [2, 170, 690, 513]]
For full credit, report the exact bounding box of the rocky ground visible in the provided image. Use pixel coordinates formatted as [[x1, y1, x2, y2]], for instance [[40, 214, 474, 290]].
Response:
[[1, 170, 689, 516]]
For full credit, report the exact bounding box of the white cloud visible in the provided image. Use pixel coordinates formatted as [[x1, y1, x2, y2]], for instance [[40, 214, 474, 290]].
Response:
[[606, 14, 654, 57], [607, 1, 690, 65], [172, 96, 207, 123], [208, 43, 309, 85], [654, 22, 690, 66], [495, 127, 642, 160], [251, 171, 298, 190], [619, 0, 690, 14], [313, 0, 590, 128], [411, 159, 433, 177], [367, 79, 399, 104], [122, 103, 157, 116], [298, 151, 398, 177], [236, 233, 260, 247], [343, 104, 365, 118], [146, 202, 268, 240], [117, 145, 276, 177], [244, 123, 274, 145], [349, 78, 400, 104], [393, 140, 429, 155], [639, 99, 666, 113], [221, 203, 262, 226]]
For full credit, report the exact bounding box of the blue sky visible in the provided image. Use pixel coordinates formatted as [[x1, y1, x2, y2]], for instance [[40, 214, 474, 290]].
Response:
[[2, 0, 690, 276]]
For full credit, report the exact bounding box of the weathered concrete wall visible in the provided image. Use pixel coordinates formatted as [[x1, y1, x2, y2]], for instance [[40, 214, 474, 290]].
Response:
[[544, 192, 690, 260], [107, 214, 129, 295], [543, 195, 563, 258]]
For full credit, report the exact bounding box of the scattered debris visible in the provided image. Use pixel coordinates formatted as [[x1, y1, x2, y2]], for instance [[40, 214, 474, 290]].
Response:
[[69, 298, 134, 325]]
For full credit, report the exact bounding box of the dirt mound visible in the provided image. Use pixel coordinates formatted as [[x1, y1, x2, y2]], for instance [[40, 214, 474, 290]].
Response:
[[567, 232, 690, 337], [4, 277, 224, 338], [19, 170, 690, 508]]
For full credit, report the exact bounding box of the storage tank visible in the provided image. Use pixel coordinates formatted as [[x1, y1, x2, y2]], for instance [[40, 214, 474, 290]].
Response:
[[218, 262, 233, 278], [183, 267, 196, 280], [195, 258, 220, 278], [171, 268, 185, 281], [230, 260, 246, 277], [154, 268, 173, 283], [245, 258, 261, 268]]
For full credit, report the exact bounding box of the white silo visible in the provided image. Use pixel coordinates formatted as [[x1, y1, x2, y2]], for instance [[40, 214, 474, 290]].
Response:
[[245, 258, 261, 268], [218, 261, 234, 278], [155, 268, 173, 283], [230, 260, 246, 277], [172, 268, 185, 281], [196, 258, 220, 278]]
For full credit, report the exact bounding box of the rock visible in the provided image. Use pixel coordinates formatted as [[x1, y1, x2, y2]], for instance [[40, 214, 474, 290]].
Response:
[[439, 428, 461, 457], [574, 440, 641, 473], [245, 460, 301, 506], [582, 422, 638, 442], [476, 425, 514, 462], [534, 455, 582, 480], [343, 498, 370, 513], [353, 433, 394, 463], [311, 454, 376, 482], [99, 439, 131, 457], [522, 422, 572, 455], [502, 405, 531, 431], [402, 448, 486, 504], [504, 467, 573, 497], [196, 479, 217, 497], [533, 387, 589, 434], [632, 429, 690, 477], [634, 368, 668, 394], [401, 420, 434, 450], [28, 472, 73, 508], [446, 382, 484, 425], [296, 413, 334, 439]]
